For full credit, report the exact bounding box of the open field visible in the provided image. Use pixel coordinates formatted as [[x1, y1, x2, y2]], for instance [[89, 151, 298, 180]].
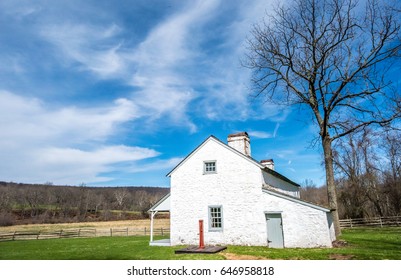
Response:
[[0, 219, 169, 233], [0, 227, 400, 260]]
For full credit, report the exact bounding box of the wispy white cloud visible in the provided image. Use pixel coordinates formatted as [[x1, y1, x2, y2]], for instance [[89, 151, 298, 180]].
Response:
[[0, 1, 42, 19], [130, 1, 214, 69], [125, 0, 288, 128], [0, 91, 140, 144], [248, 131, 273, 139], [0, 90, 159, 184], [41, 23, 125, 78], [126, 157, 184, 174], [248, 123, 280, 139], [39, 146, 159, 166], [32, 146, 160, 184], [273, 123, 280, 137], [126, 0, 222, 132], [287, 167, 296, 173]]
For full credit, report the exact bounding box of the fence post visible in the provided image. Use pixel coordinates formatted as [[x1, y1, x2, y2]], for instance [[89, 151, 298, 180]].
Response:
[[13, 231, 16, 241], [37, 231, 40, 240], [161, 228, 164, 236], [144, 227, 147, 236], [126, 228, 128, 236], [78, 229, 81, 237], [110, 228, 113, 237], [350, 218, 353, 228], [59, 229, 63, 238], [380, 217, 383, 228]]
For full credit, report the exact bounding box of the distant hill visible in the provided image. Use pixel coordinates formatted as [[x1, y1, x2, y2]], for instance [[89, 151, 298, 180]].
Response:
[[0, 181, 169, 226]]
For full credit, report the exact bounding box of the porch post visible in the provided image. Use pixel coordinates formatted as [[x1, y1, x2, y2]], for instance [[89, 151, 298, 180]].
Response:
[[150, 211, 157, 243]]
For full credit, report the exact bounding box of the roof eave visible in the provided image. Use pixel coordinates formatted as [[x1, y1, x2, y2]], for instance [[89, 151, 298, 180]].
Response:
[[148, 192, 171, 212], [262, 188, 330, 212], [262, 167, 300, 187]]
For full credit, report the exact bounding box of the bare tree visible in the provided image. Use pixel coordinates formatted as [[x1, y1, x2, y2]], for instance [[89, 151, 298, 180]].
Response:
[[114, 187, 128, 210], [77, 187, 90, 220], [0, 184, 12, 211], [333, 130, 382, 217], [300, 179, 329, 206], [245, 0, 401, 237], [381, 131, 401, 215], [24, 187, 44, 218]]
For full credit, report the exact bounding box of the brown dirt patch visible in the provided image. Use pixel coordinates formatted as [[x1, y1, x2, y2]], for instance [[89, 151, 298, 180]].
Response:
[[329, 254, 354, 260], [332, 240, 348, 248], [220, 252, 269, 260]]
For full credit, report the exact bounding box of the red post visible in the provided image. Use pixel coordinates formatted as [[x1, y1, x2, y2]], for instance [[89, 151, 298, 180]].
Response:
[[199, 219, 205, 249]]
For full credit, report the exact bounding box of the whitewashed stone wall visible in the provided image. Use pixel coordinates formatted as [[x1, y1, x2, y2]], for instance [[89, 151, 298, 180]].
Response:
[[260, 191, 334, 247], [169, 137, 333, 247], [170, 138, 265, 246]]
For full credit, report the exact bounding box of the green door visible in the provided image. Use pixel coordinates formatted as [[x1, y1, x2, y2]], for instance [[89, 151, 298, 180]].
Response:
[[265, 213, 284, 248]]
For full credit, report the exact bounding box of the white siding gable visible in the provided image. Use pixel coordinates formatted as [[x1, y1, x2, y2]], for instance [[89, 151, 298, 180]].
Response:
[[149, 193, 170, 212], [262, 170, 300, 198]]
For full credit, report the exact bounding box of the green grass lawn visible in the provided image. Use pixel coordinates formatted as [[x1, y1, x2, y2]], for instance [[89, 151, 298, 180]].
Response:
[[0, 227, 400, 260], [0, 236, 223, 260], [227, 227, 401, 260]]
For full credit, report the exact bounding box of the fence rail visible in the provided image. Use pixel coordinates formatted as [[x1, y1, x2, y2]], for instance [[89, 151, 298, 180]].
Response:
[[339, 216, 401, 228], [0, 227, 169, 242]]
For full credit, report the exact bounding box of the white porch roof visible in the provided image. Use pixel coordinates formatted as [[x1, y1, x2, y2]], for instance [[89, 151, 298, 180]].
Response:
[[148, 193, 170, 212]]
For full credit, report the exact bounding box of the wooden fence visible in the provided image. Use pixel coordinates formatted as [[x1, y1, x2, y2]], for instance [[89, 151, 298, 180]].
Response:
[[339, 216, 401, 228], [0, 227, 169, 242]]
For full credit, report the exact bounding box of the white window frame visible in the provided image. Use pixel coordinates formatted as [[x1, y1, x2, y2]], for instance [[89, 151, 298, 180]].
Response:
[[208, 205, 223, 231], [203, 161, 217, 174]]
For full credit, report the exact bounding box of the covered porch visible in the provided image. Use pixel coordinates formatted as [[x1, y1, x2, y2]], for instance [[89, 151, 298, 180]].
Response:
[[148, 193, 171, 246]]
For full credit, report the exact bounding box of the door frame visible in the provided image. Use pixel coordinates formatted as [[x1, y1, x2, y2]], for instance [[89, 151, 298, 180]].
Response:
[[265, 211, 284, 248]]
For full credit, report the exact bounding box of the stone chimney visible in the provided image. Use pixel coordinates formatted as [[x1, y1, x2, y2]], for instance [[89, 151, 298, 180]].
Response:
[[227, 132, 251, 157], [260, 159, 275, 170]]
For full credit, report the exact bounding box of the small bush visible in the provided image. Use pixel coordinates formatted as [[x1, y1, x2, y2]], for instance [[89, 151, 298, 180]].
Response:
[[0, 211, 14, 226]]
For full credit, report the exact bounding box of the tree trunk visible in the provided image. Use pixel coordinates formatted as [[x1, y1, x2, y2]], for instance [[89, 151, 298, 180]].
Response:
[[322, 136, 342, 238]]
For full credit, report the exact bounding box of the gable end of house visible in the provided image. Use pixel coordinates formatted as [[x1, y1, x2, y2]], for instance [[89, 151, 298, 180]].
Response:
[[166, 134, 300, 189]]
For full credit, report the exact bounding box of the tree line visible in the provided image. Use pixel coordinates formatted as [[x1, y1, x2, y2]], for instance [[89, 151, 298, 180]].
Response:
[[0, 182, 168, 226], [301, 130, 401, 219]]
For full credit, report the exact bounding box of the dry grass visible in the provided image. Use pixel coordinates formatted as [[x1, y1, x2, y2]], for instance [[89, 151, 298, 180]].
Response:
[[0, 219, 170, 233]]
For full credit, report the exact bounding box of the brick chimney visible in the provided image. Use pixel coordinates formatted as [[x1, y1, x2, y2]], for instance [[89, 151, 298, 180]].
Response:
[[227, 132, 251, 157], [260, 159, 275, 170]]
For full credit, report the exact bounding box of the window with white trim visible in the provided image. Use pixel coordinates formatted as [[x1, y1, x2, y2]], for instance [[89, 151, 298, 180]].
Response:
[[208, 206, 223, 231], [204, 161, 216, 174]]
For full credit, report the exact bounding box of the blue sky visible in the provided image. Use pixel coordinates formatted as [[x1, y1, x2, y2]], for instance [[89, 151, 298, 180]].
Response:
[[0, 0, 326, 187]]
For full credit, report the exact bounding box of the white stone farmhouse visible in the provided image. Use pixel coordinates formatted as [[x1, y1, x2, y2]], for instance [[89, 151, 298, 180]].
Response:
[[149, 132, 335, 248]]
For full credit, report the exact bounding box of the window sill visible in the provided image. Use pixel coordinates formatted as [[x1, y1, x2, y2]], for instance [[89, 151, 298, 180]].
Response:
[[208, 228, 223, 232]]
